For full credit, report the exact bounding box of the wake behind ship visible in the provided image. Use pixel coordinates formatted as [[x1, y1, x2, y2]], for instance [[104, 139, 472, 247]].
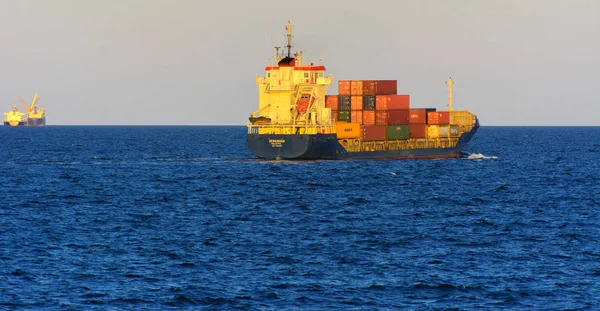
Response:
[[246, 21, 479, 160]]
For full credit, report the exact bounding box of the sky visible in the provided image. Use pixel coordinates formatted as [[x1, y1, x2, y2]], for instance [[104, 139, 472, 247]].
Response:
[[0, 0, 598, 126]]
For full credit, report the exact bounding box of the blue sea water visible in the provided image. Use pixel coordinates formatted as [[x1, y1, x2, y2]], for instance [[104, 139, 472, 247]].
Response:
[[1, 126, 599, 310]]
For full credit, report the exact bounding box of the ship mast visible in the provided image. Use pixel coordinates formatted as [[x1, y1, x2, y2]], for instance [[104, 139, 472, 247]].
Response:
[[445, 77, 454, 111], [285, 20, 292, 57]]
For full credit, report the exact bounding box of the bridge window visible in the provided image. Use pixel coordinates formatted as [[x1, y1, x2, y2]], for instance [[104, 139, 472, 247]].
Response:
[[304, 73, 309, 78], [267, 73, 270, 77]]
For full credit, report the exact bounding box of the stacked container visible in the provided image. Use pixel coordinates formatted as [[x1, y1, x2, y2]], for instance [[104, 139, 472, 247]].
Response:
[[332, 80, 452, 142]]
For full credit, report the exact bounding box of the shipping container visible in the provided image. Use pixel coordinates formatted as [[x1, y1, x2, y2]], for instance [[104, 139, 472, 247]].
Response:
[[351, 110, 363, 124], [449, 125, 460, 137], [438, 125, 449, 137], [363, 95, 376, 110], [437, 125, 461, 137], [409, 124, 427, 138], [388, 95, 410, 110], [325, 95, 338, 110], [350, 80, 364, 95], [338, 110, 351, 122], [331, 110, 338, 122], [338, 95, 351, 110], [425, 108, 436, 123], [386, 125, 410, 140], [336, 122, 361, 138], [338, 80, 351, 95], [427, 111, 450, 125], [375, 95, 388, 110], [375, 80, 397, 95], [362, 80, 375, 95], [409, 109, 427, 124], [387, 109, 410, 125], [362, 110, 376, 125], [427, 125, 439, 138], [351, 96, 363, 110], [361, 125, 387, 141], [375, 110, 388, 126]]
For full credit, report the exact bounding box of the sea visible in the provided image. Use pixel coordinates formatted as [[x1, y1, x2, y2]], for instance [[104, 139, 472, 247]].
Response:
[[1, 126, 599, 310]]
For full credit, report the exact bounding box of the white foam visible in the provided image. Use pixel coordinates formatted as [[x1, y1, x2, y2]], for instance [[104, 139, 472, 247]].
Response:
[[466, 153, 498, 160]]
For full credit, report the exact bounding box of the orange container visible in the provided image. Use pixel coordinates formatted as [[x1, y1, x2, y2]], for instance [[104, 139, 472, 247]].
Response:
[[350, 80, 364, 95], [375, 111, 389, 125], [325, 95, 338, 110], [336, 122, 361, 138], [338, 80, 351, 95], [362, 110, 376, 125], [388, 95, 410, 110], [409, 109, 426, 124], [375, 95, 389, 110], [427, 111, 450, 125], [362, 80, 375, 95], [331, 110, 338, 121], [351, 110, 363, 123], [351, 96, 363, 110]]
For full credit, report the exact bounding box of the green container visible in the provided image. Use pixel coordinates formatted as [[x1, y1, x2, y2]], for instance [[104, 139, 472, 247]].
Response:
[[386, 125, 410, 140], [338, 110, 351, 122]]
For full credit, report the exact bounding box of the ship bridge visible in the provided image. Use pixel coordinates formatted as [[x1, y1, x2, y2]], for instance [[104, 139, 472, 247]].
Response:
[[250, 20, 334, 135]]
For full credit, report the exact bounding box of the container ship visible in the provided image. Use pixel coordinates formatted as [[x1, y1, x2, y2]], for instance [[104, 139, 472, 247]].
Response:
[[3, 92, 46, 126], [246, 21, 479, 160]]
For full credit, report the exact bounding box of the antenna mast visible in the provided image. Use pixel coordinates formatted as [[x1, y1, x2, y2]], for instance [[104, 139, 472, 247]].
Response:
[[285, 20, 292, 57], [445, 77, 454, 111]]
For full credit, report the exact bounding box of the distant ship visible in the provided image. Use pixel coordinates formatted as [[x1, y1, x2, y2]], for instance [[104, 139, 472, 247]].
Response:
[[20, 92, 46, 126], [3, 104, 26, 126], [3, 92, 46, 126], [246, 21, 479, 160]]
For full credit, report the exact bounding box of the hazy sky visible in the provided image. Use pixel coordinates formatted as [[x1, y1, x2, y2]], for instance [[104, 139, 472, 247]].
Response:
[[1, 0, 598, 125]]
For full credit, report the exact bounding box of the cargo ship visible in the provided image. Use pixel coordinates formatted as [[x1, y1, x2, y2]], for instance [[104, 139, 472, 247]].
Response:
[[3, 104, 26, 126], [246, 21, 479, 160], [20, 92, 46, 126]]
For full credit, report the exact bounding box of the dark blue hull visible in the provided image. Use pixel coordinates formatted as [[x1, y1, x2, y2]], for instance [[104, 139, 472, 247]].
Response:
[[27, 118, 46, 126], [247, 122, 479, 160]]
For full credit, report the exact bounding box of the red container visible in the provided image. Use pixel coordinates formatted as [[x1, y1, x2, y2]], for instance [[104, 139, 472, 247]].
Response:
[[351, 96, 363, 110], [362, 80, 375, 95], [387, 109, 410, 125], [361, 125, 387, 141], [325, 95, 338, 110], [388, 95, 410, 110], [350, 80, 364, 95], [375, 80, 397, 95], [351, 110, 363, 123], [338, 80, 351, 95], [362, 110, 376, 125], [409, 109, 426, 124], [375, 95, 389, 110], [409, 124, 427, 138], [375, 111, 389, 125], [427, 111, 450, 125]]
